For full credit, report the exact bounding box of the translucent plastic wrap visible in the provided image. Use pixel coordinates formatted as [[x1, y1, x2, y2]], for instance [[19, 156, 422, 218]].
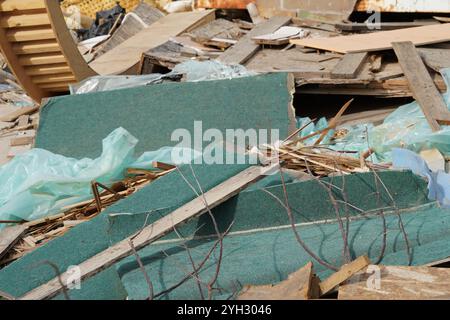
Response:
[[171, 60, 257, 82], [298, 68, 450, 162], [70, 74, 180, 94], [71, 60, 256, 94], [0, 128, 200, 225]]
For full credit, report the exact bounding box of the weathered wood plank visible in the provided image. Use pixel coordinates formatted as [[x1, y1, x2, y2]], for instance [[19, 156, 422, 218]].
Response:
[[393, 41, 450, 132], [218, 16, 291, 65], [20, 164, 279, 300], [291, 24, 450, 53], [331, 52, 368, 79]]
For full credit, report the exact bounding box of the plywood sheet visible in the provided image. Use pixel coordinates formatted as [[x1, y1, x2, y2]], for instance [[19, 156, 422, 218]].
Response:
[[90, 10, 215, 75], [339, 265, 450, 300], [291, 24, 450, 53]]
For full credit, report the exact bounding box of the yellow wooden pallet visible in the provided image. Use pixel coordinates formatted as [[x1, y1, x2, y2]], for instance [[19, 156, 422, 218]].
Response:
[[0, 0, 97, 102]]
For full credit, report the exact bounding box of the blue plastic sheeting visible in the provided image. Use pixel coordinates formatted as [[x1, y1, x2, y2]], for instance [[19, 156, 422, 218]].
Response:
[[393, 148, 450, 208], [0, 127, 200, 224]]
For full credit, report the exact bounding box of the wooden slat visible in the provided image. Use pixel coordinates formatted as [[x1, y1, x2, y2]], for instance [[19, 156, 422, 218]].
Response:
[[13, 39, 60, 54], [20, 164, 279, 300], [331, 52, 368, 79], [7, 27, 55, 42], [0, 13, 50, 28], [19, 53, 66, 65], [291, 24, 450, 53], [25, 63, 71, 76], [218, 16, 291, 65], [0, 0, 46, 11], [32, 72, 75, 84], [38, 82, 72, 90], [392, 41, 450, 132]]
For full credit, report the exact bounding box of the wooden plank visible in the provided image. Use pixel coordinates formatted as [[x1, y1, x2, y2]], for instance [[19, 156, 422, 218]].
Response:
[[339, 265, 450, 300], [90, 10, 215, 75], [0, 0, 45, 11], [319, 255, 371, 296], [0, 106, 39, 122], [335, 20, 438, 32], [0, 225, 27, 260], [331, 52, 368, 79], [392, 41, 450, 132], [10, 136, 34, 146], [238, 262, 319, 300], [291, 24, 450, 53], [218, 16, 291, 65], [20, 164, 279, 300]]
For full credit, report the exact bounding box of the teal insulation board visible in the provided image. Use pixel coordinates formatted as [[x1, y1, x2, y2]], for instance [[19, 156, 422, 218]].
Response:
[[35, 73, 295, 159], [2, 166, 449, 300]]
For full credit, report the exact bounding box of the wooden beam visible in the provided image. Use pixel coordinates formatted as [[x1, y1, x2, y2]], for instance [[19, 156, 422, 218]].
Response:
[[331, 52, 368, 79], [392, 41, 450, 132], [319, 255, 371, 296], [20, 164, 279, 300], [218, 16, 291, 65]]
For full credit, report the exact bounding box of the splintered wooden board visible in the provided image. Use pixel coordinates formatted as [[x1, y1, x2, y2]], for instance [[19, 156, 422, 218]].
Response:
[[291, 24, 450, 53], [339, 265, 450, 300], [89, 10, 215, 75]]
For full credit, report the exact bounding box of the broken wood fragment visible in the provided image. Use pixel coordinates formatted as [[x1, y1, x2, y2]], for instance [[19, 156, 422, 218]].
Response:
[[238, 262, 319, 300], [319, 255, 371, 296]]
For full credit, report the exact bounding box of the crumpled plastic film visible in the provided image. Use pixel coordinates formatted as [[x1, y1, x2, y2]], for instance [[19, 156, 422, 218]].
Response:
[[0, 127, 200, 224]]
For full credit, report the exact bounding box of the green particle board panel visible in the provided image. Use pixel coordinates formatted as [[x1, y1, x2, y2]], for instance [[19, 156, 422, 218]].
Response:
[[0, 168, 438, 300], [118, 203, 450, 300], [35, 73, 295, 159]]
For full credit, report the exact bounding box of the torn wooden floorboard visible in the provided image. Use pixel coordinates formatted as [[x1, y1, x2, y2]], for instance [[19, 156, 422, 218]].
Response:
[[20, 164, 279, 300], [393, 41, 450, 132], [339, 265, 450, 300], [218, 16, 291, 65]]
